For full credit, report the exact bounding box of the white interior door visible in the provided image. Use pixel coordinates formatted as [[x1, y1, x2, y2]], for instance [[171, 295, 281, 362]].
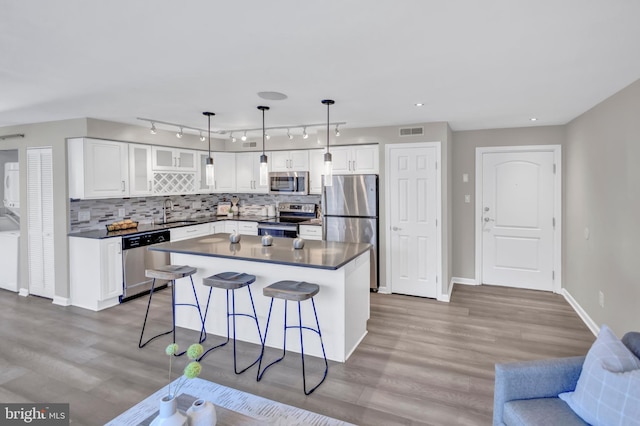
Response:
[[387, 143, 440, 298], [478, 148, 559, 291], [27, 147, 55, 299]]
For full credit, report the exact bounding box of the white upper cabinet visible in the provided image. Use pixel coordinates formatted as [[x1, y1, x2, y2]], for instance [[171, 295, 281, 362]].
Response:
[[308, 149, 325, 194], [212, 152, 236, 193], [68, 138, 129, 199], [236, 152, 269, 193], [270, 150, 309, 172], [129, 144, 153, 196], [329, 144, 379, 175], [152, 146, 197, 171]]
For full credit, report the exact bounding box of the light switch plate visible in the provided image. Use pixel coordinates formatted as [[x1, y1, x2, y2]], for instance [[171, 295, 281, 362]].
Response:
[[78, 210, 90, 221], [464, 194, 471, 203], [463, 173, 469, 183]]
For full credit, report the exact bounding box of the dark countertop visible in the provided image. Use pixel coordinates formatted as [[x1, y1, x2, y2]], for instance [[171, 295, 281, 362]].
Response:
[[298, 219, 323, 226], [68, 215, 274, 239], [149, 233, 371, 270]]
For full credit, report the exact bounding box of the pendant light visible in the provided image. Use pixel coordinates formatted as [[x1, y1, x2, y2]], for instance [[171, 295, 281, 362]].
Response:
[[322, 99, 335, 187], [258, 106, 270, 186], [203, 112, 215, 186]]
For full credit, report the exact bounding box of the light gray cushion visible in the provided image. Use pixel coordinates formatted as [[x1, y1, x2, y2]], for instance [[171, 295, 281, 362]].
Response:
[[503, 398, 588, 426], [559, 325, 640, 425]]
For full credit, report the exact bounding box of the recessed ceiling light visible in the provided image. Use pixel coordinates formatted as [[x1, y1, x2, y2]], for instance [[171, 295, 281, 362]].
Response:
[[258, 91, 288, 101], [530, 117, 538, 121], [415, 103, 424, 107]]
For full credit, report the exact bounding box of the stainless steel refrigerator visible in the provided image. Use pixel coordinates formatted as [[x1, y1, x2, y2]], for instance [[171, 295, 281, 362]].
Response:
[[323, 174, 379, 290]]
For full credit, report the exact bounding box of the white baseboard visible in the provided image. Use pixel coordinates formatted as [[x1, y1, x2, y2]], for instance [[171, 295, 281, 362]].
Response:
[[18, 288, 29, 297], [53, 296, 71, 307], [376, 285, 391, 294], [452, 277, 478, 286], [438, 279, 456, 302], [562, 288, 599, 337]]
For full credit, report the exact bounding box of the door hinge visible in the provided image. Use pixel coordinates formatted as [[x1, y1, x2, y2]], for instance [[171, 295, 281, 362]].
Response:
[[435, 161, 438, 170], [435, 275, 438, 284], [553, 217, 556, 228], [435, 219, 438, 227], [553, 164, 556, 174], [552, 271, 555, 280]]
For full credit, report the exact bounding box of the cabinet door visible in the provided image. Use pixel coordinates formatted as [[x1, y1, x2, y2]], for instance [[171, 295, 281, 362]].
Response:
[[329, 146, 351, 174], [308, 149, 325, 194], [235, 153, 256, 192], [176, 150, 196, 171], [100, 238, 123, 301], [129, 144, 153, 196], [269, 151, 291, 172], [225, 220, 238, 234], [353, 145, 379, 173], [84, 139, 129, 198], [212, 152, 236, 193], [152, 146, 176, 169], [289, 150, 309, 171]]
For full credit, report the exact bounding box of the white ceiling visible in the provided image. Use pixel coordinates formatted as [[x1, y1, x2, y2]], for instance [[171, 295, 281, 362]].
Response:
[[2, 1, 640, 135]]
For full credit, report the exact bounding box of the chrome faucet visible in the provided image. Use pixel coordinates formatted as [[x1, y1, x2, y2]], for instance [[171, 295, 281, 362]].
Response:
[[163, 199, 173, 224]]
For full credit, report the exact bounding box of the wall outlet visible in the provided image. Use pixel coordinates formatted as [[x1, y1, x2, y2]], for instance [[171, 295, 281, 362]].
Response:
[[78, 210, 90, 222], [464, 194, 471, 203], [463, 173, 469, 183], [598, 290, 605, 308], [118, 207, 125, 217]]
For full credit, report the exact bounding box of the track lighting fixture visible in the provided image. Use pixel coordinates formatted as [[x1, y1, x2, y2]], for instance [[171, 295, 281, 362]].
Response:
[[265, 132, 271, 140], [176, 128, 183, 138], [302, 127, 309, 139], [322, 99, 335, 187], [258, 106, 270, 186], [230, 133, 237, 143], [335, 124, 340, 137], [203, 112, 215, 186], [199, 132, 205, 142], [150, 122, 157, 135], [241, 131, 247, 142], [287, 129, 293, 140]]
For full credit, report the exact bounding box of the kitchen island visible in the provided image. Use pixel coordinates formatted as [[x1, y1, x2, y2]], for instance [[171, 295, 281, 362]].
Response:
[[149, 234, 371, 362]]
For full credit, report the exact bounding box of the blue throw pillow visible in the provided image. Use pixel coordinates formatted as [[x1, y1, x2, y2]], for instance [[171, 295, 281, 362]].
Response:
[[559, 325, 640, 425]]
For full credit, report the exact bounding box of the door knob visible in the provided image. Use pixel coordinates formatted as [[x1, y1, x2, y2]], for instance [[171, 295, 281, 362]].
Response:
[[484, 217, 494, 222], [392, 226, 402, 231]]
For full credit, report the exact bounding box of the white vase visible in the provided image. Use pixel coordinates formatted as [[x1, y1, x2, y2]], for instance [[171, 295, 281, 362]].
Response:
[[150, 395, 188, 426], [186, 399, 217, 426]]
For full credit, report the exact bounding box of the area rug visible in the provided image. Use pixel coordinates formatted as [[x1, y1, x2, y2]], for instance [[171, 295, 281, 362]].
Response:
[[107, 377, 354, 425]]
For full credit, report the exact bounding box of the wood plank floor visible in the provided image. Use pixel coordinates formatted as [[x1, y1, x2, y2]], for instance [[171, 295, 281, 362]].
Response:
[[0, 284, 594, 425]]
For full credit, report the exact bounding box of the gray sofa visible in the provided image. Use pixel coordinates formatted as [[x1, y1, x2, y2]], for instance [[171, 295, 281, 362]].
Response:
[[493, 331, 640, 426]]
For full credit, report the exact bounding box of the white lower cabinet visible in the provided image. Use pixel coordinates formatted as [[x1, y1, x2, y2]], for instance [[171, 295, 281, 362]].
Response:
[[69, 236, 123, 311], [210, 221, 225, 234], [299, 224, 323, 240]]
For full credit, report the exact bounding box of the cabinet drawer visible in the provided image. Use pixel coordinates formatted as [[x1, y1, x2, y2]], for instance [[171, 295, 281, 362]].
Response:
[[299, 224, 323, 240], [238, 221, 258, 236], [170, 223, 210, 241]]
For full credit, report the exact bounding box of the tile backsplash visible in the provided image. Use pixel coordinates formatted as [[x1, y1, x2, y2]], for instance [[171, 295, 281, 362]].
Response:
[[69, 193, 321, 232]]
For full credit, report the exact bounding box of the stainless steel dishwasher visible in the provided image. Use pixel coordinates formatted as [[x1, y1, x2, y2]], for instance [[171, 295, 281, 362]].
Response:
[[121, 229, 171, 302]]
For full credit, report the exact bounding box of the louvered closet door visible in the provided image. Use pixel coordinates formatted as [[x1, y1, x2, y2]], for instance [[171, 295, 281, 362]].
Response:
[[27, 148, 55, 299]]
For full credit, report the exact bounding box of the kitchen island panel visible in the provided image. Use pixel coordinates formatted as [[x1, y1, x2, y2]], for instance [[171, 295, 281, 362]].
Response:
[[171, 250, 369, 363]]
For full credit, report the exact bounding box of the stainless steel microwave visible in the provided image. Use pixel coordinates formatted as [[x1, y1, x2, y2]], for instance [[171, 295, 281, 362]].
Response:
[[269, 171, 309, 195]]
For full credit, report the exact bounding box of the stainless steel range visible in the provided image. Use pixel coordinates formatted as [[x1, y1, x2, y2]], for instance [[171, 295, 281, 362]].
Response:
[[257, 202, 316, 238]]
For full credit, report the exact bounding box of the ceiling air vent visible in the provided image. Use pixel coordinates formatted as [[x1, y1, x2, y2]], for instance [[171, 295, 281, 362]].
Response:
[[399, 127, 424, 136], [242, 142, 257, 148]]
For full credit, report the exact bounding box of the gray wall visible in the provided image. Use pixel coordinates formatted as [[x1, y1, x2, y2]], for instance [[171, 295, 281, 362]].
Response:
[[564, 79, 640, 336], [451, 126, 566, 279]]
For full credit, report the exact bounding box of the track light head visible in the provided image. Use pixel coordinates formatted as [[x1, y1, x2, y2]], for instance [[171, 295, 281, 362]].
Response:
[[335, 124, 340, 137], [302, 127, 309, 139], [199, 132, 205, 142], [287, 129, 293, 140], [150, 122, 157, 135], [241, 131, 247, 142], [230, 133, 236, 143], [265, 132, 270, 140], [176, 128, 183, 138]]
